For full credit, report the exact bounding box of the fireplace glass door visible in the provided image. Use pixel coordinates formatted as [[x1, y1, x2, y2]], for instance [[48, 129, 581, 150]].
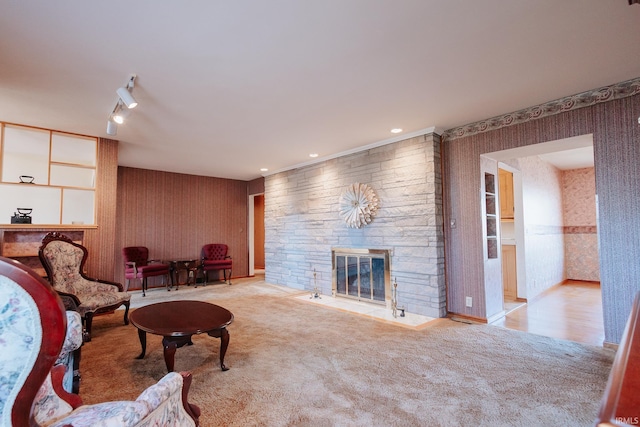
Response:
[[335, 252, 386, 303]]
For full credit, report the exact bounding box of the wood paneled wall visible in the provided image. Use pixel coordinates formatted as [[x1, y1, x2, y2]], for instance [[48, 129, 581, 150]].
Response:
[[83, 138, 118, 279], [114, 167, 249, 290], [443, 94, 640, 344]]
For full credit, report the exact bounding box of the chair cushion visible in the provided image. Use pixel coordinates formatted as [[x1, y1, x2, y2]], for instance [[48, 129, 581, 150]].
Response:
[[47, 400, 150, 427], [75, 292, 131, 316], [124, 263, 169, 279], [202, 259, 232, 271]]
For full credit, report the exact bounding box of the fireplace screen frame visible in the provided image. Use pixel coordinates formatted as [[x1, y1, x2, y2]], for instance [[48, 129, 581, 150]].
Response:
[[332, 248, 391, 306]]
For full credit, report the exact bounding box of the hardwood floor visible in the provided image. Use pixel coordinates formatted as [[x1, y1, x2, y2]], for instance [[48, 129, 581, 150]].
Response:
[[491, 280, 605, 346]]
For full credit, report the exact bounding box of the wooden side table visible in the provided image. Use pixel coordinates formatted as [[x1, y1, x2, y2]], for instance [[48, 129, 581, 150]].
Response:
[[168, 259, 198, 290]]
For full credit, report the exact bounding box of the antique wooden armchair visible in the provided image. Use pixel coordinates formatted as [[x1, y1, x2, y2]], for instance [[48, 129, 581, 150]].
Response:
[[39, 231, 131, 341], [122, 246, 171, 296], [201, 243, 233, 285]]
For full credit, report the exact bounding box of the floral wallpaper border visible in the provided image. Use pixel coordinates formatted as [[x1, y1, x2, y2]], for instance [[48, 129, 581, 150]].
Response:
[[443, 77, 640, 141]]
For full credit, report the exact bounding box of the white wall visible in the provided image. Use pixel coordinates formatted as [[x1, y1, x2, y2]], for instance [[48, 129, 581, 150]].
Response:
[[519, 156, 566, 299]]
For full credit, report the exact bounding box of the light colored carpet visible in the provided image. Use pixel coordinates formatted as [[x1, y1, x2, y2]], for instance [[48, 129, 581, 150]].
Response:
[[80, 278, 614, 426]]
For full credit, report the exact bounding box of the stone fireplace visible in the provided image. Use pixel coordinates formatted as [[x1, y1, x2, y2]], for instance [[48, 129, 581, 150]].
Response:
[[332, 248, 391, 307]]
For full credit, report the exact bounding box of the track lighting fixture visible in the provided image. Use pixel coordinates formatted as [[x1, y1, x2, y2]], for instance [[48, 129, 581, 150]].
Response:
[[111, 102, 125, 124], [106, 74, 138, 136], [106, 119, 117, 136], [116, 78, 138, 109]]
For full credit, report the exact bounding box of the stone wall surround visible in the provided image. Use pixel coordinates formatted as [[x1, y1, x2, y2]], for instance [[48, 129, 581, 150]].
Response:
[[264, 133, 446, 318]]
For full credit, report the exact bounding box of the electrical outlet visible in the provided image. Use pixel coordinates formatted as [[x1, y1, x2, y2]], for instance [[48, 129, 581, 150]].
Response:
[[465, 296, 472, 307]]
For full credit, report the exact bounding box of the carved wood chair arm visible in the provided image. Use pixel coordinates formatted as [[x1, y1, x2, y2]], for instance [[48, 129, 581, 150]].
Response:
[[80, 274, 126, 292], [56, 291, 82, 307], [179, 371, 201, 426], [51, 364, 83, 409]]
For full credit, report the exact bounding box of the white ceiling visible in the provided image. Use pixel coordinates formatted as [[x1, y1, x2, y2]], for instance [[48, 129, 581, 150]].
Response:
[[1, 1, 639, 181]]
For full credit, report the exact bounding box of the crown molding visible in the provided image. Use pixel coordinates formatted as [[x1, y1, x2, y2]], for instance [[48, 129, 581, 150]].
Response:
[[442, 77, 640, 142]]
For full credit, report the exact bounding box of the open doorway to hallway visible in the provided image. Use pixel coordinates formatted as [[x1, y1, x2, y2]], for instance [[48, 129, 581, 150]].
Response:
[[485, 134, 603, 344], [249, 193, 265, 277]]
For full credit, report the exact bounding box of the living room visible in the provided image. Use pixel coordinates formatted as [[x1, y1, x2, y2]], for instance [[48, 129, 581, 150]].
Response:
[[1, 2, 640, 425]]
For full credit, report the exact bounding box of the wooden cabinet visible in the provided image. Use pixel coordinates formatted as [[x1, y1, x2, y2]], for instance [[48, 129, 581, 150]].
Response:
[[499, 169, 514, 219], [0, 228, 84, 277], [502, 244, 517, 299]]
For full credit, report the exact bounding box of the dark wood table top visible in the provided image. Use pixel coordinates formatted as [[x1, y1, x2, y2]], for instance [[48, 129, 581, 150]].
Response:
[[129, 300, 233, 337]]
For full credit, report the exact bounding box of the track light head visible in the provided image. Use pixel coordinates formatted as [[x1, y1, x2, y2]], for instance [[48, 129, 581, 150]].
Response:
[[112, 113, 124, 124], [116, 86, 138, 109], [106, 119, 117, 136]]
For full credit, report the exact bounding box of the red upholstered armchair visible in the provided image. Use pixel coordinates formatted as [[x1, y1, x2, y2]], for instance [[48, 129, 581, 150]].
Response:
[[123, 246, 171, 297], [201, 243, 232, 285]]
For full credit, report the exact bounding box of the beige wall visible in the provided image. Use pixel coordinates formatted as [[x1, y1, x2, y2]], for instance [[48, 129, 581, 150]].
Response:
[[562, 167, 599, 282]]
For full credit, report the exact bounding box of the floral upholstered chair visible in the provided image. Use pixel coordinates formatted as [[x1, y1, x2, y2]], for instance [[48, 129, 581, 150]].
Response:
[[0, 256, 201, 427], [56, 310, 84, 394], [39, 232, 131, 341]]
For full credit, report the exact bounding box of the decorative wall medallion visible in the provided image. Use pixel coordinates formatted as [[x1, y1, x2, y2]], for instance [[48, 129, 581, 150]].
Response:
[[339, 183, 379, 228]]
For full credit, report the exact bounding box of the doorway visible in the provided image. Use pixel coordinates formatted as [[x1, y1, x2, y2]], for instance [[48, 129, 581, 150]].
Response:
[[485, 134, 601, 338], [497, 165, 523, 313], [248, 193, 265, 276]]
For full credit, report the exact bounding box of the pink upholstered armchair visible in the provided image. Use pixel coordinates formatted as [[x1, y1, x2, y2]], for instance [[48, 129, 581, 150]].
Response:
[[122, 246, 171, 296], [39, 232, 131, 342], [0, 255, 201, 427], [201, 243, 233, 285]]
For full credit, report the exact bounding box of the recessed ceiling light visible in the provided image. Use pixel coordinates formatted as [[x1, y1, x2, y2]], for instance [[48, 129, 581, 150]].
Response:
[[309, 153, 319, 158], [391, 128, 403, 134], [260, 168, 268, 172]]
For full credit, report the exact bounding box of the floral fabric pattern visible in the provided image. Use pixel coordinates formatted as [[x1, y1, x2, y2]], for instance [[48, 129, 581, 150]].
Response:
[[135, 373, 196, 427], [56, 311, 82, 363], [42, 241, 130, 317], [55, 311, 83, 392], [47, 401, 150, 427], [43, 373, 195, 427], [33, 372, 74, 426], [0, 276, 40, 427]]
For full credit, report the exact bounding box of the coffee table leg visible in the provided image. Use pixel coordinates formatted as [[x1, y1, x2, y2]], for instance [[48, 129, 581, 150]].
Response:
[[220, 328, 230, 371], [135, 329, 147, 359], [163, 338, 177, 372], [207, 327, 230, 371]]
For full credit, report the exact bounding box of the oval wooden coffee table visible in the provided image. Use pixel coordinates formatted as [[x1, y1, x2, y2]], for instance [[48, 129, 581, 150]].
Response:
[[129, 300, 234, 372]]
